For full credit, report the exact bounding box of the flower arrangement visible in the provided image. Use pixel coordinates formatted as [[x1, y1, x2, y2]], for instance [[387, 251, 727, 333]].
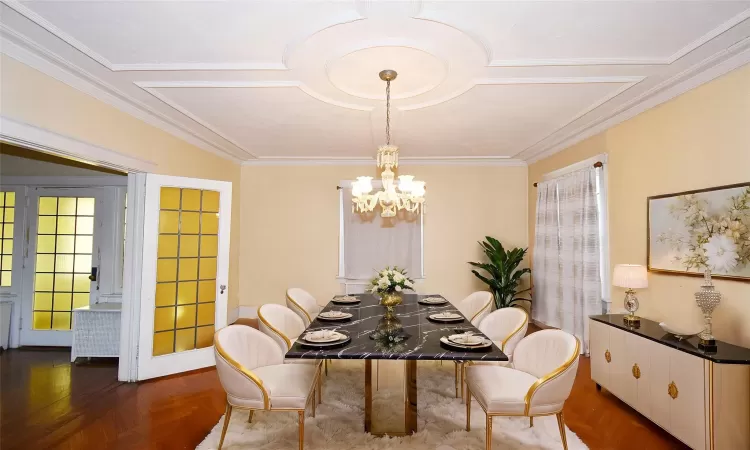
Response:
[[369, 266, 415, 294], [657, 186, 750, 273], [371, 326, 409, 354]]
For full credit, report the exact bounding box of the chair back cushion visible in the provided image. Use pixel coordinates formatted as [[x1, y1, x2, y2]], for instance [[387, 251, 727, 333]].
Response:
[[258, 304, 306, 352], [286, 288, 320, 326], [214, 325, 283, 409], [513, 329, 580, 413], [457, 291, 493, 326], [478, 307, 528, 356]]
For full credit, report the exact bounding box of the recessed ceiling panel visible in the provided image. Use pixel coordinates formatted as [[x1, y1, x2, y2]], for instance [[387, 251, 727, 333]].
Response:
[[147, 86, 374, 158], [396, 82, 629, 157], [19, 1, 361, 66], [419, 1, 750, 62]]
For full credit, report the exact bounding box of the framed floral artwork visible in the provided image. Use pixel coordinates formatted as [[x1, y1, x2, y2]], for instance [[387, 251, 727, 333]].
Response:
[[647, 182, 750, 281]]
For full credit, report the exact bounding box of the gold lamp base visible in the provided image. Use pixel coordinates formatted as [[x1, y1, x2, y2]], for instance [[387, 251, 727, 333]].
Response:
[[623, 314, 641, 327]]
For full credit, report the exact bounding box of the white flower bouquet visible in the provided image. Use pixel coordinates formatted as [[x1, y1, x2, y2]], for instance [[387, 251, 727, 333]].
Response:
[[369, 266, 415, 295]]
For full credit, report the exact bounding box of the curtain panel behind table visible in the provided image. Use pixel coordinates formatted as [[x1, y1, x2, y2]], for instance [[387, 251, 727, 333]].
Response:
[[533, 168, 601, 353], [342, 188, 422, 280]]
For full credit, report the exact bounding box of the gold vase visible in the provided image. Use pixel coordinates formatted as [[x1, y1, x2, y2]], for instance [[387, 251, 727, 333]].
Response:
[[379, 291, 403, 312]]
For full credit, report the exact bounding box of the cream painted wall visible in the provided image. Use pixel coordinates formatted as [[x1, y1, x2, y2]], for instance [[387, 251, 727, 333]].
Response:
[[0, 55, 242, 312], [529, 63, 750, 347], [241, 164, 528, 307]]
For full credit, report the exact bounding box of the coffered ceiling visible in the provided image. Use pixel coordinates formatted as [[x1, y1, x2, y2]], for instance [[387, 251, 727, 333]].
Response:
[[2, 1, 750, 164]]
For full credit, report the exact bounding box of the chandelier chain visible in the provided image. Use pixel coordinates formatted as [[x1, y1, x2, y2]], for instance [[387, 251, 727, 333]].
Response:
[[386, 79, 391, 145]]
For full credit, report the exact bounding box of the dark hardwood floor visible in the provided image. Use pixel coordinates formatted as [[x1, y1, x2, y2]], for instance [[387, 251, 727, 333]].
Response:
[[1, 325, 687, 450]]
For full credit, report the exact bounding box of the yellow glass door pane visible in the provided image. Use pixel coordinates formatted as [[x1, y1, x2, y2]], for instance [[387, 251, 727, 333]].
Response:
[[76, 217, 94, 234], [202, 191, 220, 213], [53, 293, 72, 311], [181, 212, 200, 234], [175, 329, 196, 352], [199, 258, 217, 280], [33, 312, 52, 330], [199, 236, 218, 257], [178, 258, 198, 281], [181, 189, 201, 211], [201, 213, 219, 234], [157, 235, 178, 258], [176, 305, 196, 328], [177, 281, 197, 304], [36, 254, 55, 273], [156, 259, 177, 282], [159, 211, 179, 234], [35, 274, 54, 291], [73, 274, 90, 292], [3, 224, 13, 238], [38, 217, 57, 234], [154, 307, 176, 332], [75, 236, 93, 253], [73, 293, 89, 309], [160, 188, 181, 210], [34, 293, 53, 311], [38, 197, 58, 215], [155, 283, 177, 307], [197, 303, 215, 326], [55, 254, 74, 272], [198, 281, 216, 303], [77, 198, 95, 216], [54, 235, 73, 253], [196, 326, 215, 348], [51, 312, 71, 330], [179, 235, 199, 257], [1, 272, 11, 287], [153, 331, 174, 356], [58, 198, 77, 215]]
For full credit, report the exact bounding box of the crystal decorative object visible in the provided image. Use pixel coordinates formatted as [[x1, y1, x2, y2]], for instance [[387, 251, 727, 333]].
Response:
[[694, 267, 721, 349]]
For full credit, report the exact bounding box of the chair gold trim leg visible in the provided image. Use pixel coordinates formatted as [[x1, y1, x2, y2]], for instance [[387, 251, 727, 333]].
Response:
[[312, 388, 316, 418], [325, 359, 328, 376], [247, 410, 254, 423], [455, 362, 459, 398], [486, 415, 492, 450], [460, 362, 465, 401], [556, 411, 568, 450], [466, 387, 471, 431], [298, 410, 305, 450], [529, 416, 533, 427], [318, 367, 323, 404], [218, 403, 233, 450]]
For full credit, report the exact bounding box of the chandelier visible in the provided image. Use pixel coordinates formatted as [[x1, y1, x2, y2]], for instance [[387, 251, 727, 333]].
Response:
[[351, 70, 426, 218]]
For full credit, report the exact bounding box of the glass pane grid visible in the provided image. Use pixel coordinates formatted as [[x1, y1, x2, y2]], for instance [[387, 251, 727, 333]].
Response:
[[33, 197, 94, 330], [0, 192, 15, 287], [154, 188, 219, 356]]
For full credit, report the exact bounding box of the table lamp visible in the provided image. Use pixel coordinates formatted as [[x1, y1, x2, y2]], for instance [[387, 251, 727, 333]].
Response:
[[613, 264, 648, 327]]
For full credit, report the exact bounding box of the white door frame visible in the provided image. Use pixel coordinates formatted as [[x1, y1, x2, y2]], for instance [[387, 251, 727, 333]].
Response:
[[0, 116, 156, 381]]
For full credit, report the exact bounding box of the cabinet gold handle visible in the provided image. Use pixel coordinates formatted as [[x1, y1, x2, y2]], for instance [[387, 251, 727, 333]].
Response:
[[668, 381, 678, 399], [632, 363, 641, 379], [605, 349, 611, 363]]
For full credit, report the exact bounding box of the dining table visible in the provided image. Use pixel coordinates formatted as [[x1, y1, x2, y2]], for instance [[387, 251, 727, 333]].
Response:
[[285, 292, 509, 436]]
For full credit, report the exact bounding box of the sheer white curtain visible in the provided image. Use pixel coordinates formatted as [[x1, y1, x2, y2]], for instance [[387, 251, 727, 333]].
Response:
[[533, 167, 601, 353], [341, 187, 423, 280]]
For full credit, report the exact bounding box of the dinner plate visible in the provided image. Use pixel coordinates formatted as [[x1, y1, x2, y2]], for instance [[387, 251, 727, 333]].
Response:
[[303, 330, 345, 343], [448, 334, 485, 346], [418, 296, 448, 305], [428, 312, 464, 323], [332, 295, 360, 304], [299, 334, 352, 348], [439, 336, 492, 350], [318, 311, 353, 321]]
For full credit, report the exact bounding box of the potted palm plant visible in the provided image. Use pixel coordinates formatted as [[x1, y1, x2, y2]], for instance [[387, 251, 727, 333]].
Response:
[[468, 237, 531, 309]]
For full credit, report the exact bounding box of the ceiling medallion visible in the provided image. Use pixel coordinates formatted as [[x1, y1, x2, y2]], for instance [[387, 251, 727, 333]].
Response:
[[351, 70, 426, 218]]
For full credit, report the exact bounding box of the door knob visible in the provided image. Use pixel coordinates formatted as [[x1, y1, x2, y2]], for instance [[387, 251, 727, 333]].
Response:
[[220, 284, 226, 294], [605, 349, 611, 363], [632, 363, 641, 379]]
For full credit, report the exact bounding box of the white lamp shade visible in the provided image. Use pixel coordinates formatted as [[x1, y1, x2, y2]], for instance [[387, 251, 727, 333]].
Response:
[[411, 181, 426, 197], [612, 264, 648, 289], [398, 175, 414, 193], [356, 176, 373, 194]]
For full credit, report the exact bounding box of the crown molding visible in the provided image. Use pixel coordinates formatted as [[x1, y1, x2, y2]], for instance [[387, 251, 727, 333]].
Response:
[[109, 62, 288, 72], [525, 37, 750, 164], [0, 26, 244, 163], [242, 156, 527, 167]]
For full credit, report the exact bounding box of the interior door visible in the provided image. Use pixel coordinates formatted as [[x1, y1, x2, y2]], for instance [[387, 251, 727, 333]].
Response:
[[136, 175, 231, 380], [20, 188, 105, 346]]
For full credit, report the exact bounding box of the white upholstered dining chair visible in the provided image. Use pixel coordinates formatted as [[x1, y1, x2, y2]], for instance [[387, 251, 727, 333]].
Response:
[[286, 288, 320, 327], [453, 291, 494, 399], [465, 329, 580, 450], [456, 291, 493, 326], [258, 304, 319, 364], [214, 325, 320, 450]]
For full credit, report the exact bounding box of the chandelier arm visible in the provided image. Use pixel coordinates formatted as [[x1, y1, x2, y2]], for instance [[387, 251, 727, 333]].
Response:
[[386, 79, 391, 146]]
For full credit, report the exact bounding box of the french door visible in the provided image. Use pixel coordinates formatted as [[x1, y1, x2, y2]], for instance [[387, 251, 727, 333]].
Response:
[[136, 175, 231, 380], [20, 187, 106, 346]]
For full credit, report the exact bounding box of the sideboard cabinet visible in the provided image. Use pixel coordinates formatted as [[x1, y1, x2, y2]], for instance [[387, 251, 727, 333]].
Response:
[[590, 315, 750, 450]]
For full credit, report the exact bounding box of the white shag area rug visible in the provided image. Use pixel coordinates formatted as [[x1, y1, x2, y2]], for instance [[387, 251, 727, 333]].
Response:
[[197, 360, 587, 450]]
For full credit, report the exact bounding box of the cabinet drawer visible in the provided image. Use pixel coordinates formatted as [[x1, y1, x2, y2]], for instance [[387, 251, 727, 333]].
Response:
[[669, 350, 705, 449]]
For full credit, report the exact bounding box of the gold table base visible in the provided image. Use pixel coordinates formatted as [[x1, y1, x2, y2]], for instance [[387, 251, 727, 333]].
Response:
[[364, 360, 417, 436]]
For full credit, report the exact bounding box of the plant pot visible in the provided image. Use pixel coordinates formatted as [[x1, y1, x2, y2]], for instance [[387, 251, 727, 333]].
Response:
[[379, 292, 403, 312]]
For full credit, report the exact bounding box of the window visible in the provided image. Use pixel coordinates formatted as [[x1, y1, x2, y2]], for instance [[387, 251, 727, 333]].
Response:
[[338, 182, 424, 281], [0, 191, 15, 287]]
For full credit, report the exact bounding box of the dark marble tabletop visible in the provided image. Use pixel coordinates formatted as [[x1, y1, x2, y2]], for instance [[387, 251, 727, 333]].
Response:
[[590, 314, 750, 365], [285, 293, 509, 362]]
